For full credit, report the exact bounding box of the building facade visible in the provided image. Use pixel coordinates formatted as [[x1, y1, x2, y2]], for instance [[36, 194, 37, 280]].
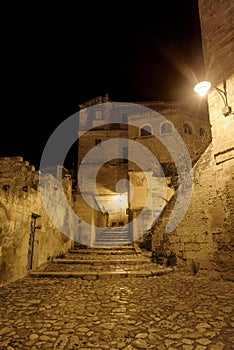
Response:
[[74, 94, 211, 245]]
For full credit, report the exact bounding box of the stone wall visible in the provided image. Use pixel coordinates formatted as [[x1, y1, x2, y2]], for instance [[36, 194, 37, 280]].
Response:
[[0, 157, 74, 286], [152, 0, 234, 278], [73, 192, 106, 246], [129, 171, 174, 241], [152, 144, 234, 277], [78, 130, 128, 167], [0, 157, 39, 191], [198, 0, 234, 164]]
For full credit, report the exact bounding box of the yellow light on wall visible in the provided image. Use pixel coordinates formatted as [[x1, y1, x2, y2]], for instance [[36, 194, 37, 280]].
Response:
[[194, 80, 232, 116]]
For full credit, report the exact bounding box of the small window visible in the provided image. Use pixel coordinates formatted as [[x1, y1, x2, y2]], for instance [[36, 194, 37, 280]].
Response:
[[184, 123, 192, 135], [161, 122, 172, 134], [122, 113, 128, 123], [95, 110, 103, 120], [140, 125, 152, 137], [95, 139, 101, 146], [123, 147, 128, 163], [200, 127, 205, 136]]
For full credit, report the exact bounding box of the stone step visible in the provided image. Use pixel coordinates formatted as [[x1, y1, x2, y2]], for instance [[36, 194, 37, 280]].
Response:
[[29, 241, 175, 279], [97, 231, 130, 233], [68, 249, 135, 254], [36, 262, 158, 273], [95, 238, 131, 242], [73, 244, 134, 249], [53, 258, 150, 264], [92, 244, 133, 249], [97, 233, 130, 236], [71, 244, 135, 251], [93, 241, 132, 245], [94, 236, 132, 244], [98, 228, 129, 232], [29, 267, 174, 279], [95, 235, 131, 239], [95, 236, 131, 241], [95, 234, 131, 238]]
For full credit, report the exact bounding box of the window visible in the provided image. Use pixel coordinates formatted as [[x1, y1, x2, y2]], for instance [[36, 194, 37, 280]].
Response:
[[95, 110, 103, 120], [123, 147, 128, 163], [95, 139, 101, 146], [161, 122, 172, 134], [122, 113, 128, 123], [184, 123, 192, 135], [140, 125, 152, 137], [200, 127, 205, 136]]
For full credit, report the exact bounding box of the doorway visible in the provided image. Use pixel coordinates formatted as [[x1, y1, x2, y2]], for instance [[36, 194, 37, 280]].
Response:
[[28, 213, 40, 270]]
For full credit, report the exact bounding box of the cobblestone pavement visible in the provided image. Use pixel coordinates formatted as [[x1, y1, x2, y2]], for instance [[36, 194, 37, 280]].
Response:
[[0, 268, 233, 350]]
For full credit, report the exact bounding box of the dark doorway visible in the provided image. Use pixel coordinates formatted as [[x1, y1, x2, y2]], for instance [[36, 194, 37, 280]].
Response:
[[28, 213, 40, 270]]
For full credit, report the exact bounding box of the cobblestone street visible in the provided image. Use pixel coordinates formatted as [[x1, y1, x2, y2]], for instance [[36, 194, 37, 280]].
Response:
[[0, 247, 233, 350]]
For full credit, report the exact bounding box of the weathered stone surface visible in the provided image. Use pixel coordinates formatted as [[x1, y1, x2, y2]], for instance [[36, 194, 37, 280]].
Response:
[[0, 266, 233, 350], [0, 158, 74, 287]]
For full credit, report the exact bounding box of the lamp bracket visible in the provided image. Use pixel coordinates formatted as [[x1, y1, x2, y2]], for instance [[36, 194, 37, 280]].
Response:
[[214, 80, 232, 116]]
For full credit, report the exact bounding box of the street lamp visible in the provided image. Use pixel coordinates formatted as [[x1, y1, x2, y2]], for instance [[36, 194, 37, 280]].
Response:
[[194, 80, 232, 116]]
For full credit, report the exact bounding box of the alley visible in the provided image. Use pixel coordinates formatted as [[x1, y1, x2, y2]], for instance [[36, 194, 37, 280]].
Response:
[[0, 246, 233, 350]]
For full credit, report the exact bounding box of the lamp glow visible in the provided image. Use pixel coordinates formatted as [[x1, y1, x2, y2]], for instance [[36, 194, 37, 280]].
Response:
[[194, 81, 211, 96], [194, 80, 232, 116]]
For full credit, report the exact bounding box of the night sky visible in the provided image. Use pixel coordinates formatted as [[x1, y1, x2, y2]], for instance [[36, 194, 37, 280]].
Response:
[[2, 1, 205, 170]]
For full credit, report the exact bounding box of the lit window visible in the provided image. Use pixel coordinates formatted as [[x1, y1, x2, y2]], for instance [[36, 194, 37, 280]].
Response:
[[161, 122, 172, 134], [140, 125, 152, 137]]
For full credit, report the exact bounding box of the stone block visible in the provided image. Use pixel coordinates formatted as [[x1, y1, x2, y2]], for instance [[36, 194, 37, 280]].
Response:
[[184, 243, 201, 251], [183, 250, 211, 262], [171, 242, 184, 252]]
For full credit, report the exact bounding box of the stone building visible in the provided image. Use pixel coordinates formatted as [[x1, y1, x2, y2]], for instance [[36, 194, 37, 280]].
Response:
[[152, 0, 234, 278], [0, 157, 74, 286], [2, 0, 229, 286], [74, 94, 211, 245]]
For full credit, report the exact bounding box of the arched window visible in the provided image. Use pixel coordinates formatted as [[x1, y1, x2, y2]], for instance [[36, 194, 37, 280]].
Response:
[[199, 127, 205, 136], [140, 125, 152, 137], [161, 122, 172, 134], [184, 123, 192, 135]]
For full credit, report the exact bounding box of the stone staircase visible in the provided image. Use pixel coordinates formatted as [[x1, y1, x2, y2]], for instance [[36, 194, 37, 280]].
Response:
[[29, 243, 174, 279], [93, 227, 133, 247]]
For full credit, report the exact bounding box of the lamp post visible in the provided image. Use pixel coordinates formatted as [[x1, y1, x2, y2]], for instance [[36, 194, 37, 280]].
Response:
[[194, 80, 232, 116]]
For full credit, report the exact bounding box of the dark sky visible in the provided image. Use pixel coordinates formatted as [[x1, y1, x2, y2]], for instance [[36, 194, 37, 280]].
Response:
[[2, 1, 205, 170]]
